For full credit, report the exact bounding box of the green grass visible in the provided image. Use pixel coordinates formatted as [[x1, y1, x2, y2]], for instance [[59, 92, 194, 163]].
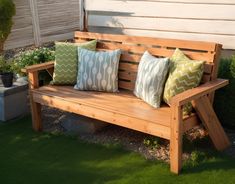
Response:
[[0, 116, 235, 184]]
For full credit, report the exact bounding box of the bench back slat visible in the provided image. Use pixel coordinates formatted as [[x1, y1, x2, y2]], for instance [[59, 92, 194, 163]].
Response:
[[74, 31, 221, 91]]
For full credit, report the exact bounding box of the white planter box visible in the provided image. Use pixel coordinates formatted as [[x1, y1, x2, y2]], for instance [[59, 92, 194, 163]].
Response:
[[0, 82, 29, 121]]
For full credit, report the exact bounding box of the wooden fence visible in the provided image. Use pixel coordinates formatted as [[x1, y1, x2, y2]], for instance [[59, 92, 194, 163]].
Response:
[[85, 0, 235, 50], [4, 0, 82, 50]]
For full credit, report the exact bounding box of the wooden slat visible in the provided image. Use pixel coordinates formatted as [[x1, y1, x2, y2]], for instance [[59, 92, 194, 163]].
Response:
[[96, 42, 215, 63], [118, 81, 135, 90], [119, 63, 138, 73], [75, 31, 217, 51], [118, 71, 137, 82]]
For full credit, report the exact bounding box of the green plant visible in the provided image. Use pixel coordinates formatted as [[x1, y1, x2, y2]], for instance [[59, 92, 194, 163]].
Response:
[[13, 47, 55, 75], [143, 137, 160, 149], [0, 0, 16, 53], [0, 55, 14, 73], [214, 55, 235, 129], [185, 151, 207, 167]]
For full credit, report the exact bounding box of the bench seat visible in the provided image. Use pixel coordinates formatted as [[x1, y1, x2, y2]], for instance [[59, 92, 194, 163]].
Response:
[[32, 85, 199, 140]]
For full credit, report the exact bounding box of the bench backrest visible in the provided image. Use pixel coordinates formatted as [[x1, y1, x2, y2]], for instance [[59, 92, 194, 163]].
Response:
[[74, 31, 222, 91]]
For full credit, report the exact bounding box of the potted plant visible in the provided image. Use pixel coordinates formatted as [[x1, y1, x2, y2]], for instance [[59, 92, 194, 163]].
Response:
[[0, 56, 14, 87]]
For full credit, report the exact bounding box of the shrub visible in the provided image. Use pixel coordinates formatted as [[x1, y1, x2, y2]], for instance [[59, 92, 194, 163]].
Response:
[[13, 47, 55, 85], [13, 47, 55, 75], [214, 55, 235, 129], [143, 137, 160, 149], [0, 55, 14, 73], [0, 0, 16, 53]]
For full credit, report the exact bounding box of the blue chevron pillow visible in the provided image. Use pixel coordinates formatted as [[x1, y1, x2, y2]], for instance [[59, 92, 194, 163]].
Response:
[[134, 51, 169, 108]]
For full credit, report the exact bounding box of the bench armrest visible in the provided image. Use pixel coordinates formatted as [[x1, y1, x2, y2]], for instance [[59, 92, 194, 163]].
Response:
[[22, 61, 55, 89], [170, 79, 229, 106], [21, 61, 55, 73]]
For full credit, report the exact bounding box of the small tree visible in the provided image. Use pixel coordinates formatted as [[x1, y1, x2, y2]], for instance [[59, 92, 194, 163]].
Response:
[[0, 0, 16, 53]]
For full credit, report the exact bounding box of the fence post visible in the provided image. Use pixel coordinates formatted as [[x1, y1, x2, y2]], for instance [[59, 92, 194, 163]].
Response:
[[29, 0, 41, 46], [79, 0, 84, 31]]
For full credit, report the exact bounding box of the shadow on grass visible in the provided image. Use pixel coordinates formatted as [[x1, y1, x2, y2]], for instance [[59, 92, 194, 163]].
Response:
[[0, 116, 235, 184]]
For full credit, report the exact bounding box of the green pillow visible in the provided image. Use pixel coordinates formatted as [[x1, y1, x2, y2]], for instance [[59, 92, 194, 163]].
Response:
[[52, 40, 97, 85], [163, 48, 205, 115]]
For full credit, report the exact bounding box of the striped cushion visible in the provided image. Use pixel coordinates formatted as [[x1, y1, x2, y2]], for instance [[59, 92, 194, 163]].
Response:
[[134, 51, 169, 108]]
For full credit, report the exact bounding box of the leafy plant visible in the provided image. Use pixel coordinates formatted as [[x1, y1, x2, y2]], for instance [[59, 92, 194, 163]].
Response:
[[185, 150, 208, 167], [0, 0, 16, 53], [0, 55, 14, 73], [143, 137, 160, 149], [13, 47, 55, 76], [214, 55, 235, 129]]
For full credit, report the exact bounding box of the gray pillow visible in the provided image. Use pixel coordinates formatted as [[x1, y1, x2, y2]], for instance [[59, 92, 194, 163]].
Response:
[[74, 48, 121, 92], [134, 51, 169, 108]]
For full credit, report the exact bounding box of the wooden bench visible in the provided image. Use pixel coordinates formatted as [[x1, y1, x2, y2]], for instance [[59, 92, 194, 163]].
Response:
[[24, 31, 231, 174]]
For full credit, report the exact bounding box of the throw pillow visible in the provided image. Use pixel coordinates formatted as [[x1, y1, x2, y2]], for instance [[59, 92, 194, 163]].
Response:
[[74, 48, 121, 92], [163, 48, 205, 114], [134, 51, 169, 108], [51, 40, 97, 85]]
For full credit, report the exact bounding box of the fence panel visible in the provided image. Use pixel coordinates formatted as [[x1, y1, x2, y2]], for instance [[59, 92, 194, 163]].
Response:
[[4, 0, 82, 50], [4, 0, 34, 50]]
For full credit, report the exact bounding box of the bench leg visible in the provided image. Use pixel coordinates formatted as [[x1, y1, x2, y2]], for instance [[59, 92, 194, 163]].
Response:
[[192, 96, 231, 151], [30, 95, 42, 131], [170, 105, 183, 174], [28, 71, 42, 131]]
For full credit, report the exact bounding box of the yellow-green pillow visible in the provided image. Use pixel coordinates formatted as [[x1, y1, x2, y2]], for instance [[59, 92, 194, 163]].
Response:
[[163, 48, 205, 114], [52, 40, 97, 85]]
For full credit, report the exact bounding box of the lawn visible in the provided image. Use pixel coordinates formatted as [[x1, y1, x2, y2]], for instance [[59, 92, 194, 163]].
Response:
[[0, 116, 235, 184]]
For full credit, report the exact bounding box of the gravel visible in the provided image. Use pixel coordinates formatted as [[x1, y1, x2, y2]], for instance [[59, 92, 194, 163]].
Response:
[[41, 106, 235, 162]]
